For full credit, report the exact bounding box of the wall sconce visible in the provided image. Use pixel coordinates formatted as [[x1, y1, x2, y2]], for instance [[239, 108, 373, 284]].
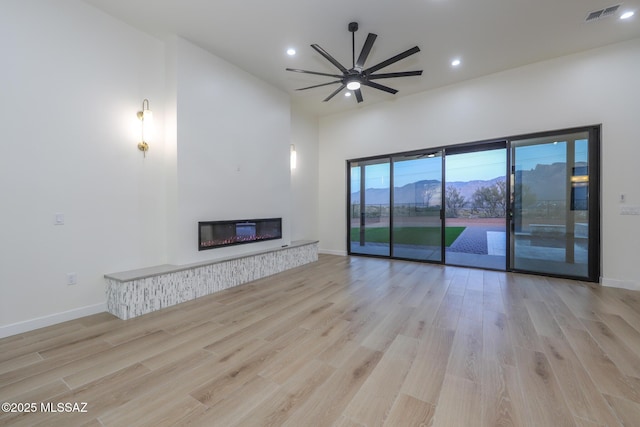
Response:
[[290, 144, 297, 170], [137, 99, 152, 157]]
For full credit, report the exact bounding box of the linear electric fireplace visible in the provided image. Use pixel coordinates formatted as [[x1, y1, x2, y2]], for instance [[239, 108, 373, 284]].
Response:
[[198, 217, 282, 250]]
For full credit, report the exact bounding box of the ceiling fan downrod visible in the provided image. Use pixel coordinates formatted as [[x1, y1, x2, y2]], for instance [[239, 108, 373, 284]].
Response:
[[349, 22, 358, 69]]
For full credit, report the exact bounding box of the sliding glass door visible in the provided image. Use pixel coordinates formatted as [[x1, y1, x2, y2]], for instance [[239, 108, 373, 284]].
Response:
[[392, 152, 443, 261], [348, 152, 443, 261], [349, 159, 391, 257], [445, 145, 507, 270], [510, 128, 599, 280], [347, 125, 600, 282]]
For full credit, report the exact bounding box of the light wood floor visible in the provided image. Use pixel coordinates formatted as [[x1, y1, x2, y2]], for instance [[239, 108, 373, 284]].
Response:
[[2, 255, 640, 426]]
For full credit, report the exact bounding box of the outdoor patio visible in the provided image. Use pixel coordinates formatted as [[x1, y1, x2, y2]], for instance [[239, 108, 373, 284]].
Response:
[[351, 217, 588, 273]]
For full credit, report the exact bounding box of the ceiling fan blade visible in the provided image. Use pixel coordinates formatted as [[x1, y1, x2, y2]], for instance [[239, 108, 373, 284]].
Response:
[[323, 84, 346, 102], [354, 88, 364, 103], [364, 46, 420, 74], [368, 70, 423, 79], [362, 80, 398, 95], [295, 80, 342, 91], [355, 33, 377, 69], [286, 68, 343, 78], [311, 44, 348, 73]]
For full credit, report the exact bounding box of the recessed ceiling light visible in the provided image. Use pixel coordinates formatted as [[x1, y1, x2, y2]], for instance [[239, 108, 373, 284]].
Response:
[[345, 92, 352, 97], [286, 48, 296, 56], [620, 11, 635, 19], [451, 59, 461, 67]]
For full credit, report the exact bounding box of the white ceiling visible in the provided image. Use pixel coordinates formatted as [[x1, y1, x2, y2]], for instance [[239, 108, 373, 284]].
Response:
[[82, 0, 640, 117]]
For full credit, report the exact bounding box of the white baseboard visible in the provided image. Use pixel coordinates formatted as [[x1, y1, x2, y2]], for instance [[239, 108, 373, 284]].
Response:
[[601, 277, 639, 291], [0, 302, 107, 339], [319, 249, 347, 256]]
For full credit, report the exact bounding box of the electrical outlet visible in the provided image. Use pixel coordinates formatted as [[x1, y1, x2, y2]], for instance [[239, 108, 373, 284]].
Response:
[[54, 213, 64, 225], [67, 273, 77, 285]]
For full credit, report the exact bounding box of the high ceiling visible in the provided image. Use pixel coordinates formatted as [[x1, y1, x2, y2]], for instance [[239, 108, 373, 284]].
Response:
[[83, 0, 639, 117]]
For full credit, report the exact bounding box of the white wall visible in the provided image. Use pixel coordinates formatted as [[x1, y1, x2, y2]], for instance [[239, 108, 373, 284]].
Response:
[[0, 2, 300, 336], [167, 37, 292, 265], [319, 38, 640, 289], [0, 0, 167, 333], [290, 107, 320, 241]]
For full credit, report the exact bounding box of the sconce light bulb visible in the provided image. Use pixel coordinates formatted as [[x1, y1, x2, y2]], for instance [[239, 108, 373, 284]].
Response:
[[290, 144, 297, 170]]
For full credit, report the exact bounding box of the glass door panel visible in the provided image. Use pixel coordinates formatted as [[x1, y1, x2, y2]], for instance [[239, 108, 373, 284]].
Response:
[[392, 152, 443, 261], [511, 131, 591, 278], [444, 147, 507, 270], [349, 159, 391, 256]]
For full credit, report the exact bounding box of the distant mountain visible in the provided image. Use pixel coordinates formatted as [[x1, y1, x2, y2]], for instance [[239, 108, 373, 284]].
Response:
[[394, 179, 443, 206], [516, 162, 574, 201], [351, 179, 441, 206], [447, 177, 504, 204], [350, 162, 580, 206]]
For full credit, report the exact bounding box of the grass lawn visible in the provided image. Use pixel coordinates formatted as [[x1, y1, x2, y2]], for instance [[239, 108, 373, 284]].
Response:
[[350, 226, 465, 247]]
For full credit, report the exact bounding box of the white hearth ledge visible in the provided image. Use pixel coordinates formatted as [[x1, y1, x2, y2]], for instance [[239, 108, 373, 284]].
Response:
[[105, 240, 318, 320]]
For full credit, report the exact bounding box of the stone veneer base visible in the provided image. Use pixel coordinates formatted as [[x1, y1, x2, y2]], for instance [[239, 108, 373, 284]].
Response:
[[105, 240, 318, 320]]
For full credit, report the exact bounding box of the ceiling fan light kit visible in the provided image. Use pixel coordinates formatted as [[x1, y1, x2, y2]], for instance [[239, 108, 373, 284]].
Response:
[[286, 22, 423, 103], [346, 81, 361, 90]]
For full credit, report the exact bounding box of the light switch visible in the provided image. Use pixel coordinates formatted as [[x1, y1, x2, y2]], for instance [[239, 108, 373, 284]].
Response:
[[54, 213, 64, 225], [620, 206, 640, 215]]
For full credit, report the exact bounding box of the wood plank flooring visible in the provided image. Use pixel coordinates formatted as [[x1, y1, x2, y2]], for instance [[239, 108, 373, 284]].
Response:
[[1, 254, 640, 426]]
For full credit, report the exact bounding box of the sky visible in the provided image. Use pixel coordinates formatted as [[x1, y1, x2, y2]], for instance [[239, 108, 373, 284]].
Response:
[[352, 139, 588, 190]]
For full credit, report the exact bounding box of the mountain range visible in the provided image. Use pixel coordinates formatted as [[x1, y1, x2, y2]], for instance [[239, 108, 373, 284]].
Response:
[[351, 162, 578, 206]]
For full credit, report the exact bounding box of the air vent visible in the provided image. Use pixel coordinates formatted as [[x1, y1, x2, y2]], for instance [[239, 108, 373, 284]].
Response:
[[602, 5, 621, 17], [585, 4, 621, 22]]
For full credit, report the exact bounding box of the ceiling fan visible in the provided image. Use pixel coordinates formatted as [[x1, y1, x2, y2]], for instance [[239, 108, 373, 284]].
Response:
[[286, 22, 422, 103]]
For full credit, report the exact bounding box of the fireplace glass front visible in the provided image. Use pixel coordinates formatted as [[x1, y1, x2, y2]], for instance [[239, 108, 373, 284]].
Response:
[[198, 218, 282, 250]]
